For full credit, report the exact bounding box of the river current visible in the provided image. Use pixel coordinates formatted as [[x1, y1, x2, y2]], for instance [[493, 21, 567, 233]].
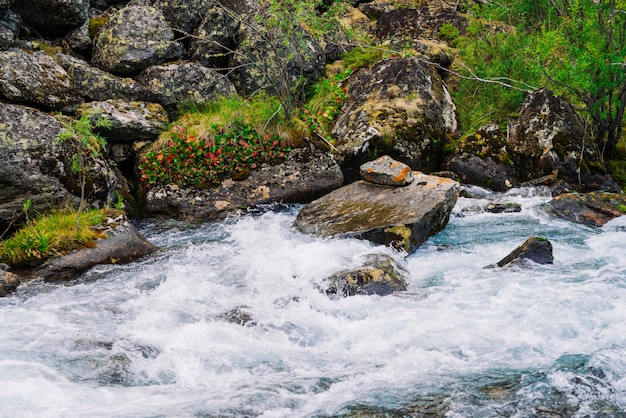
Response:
[[1, 186, 625, 417]]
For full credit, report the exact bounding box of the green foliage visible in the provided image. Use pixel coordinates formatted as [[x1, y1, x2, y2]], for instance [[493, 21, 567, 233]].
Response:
[[439, 23, 460, 42], [618, 204, 626, 214], [139, 96, 293, 188], [302, 68, 352, 139], [342, 46, 387, 70], [0, 207, 107, 268]]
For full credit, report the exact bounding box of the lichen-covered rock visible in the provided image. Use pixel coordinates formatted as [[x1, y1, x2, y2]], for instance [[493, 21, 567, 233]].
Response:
[[0, 50, 82, 110], [228, 15, 325, 96], [374, 5, 466, 42], [0, 103, 70, 232], [136, 61, 236, 109], [78, 100, 168, 142], [548, 192, 626, 227], [326, 254, 408, 298], [294, 172, 459, 253], [91, 5, 184, 74], [0, 21, 13, 50], [332, 57, 458, 178], [494, 237, 554, 267], [443, 124, 517, 191], [35, 215, 159, 282], [144, 145, 344, 221], [11, 0, 88, 36], [190, 5, 240, 68], [62, 56, 159, 102], [509, 89, 613, 191], [64, 17, 92, 52], [360, 155, 414, 186], [152, 0, 212, 34]]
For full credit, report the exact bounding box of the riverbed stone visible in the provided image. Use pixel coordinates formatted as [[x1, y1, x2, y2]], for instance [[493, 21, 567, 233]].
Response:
[[91, 5, 184, 74], [136, 61, 236, 110], [294, 172, 460, 253], [35, 214, 159, 282], [360, 155, 414, 186], [494, 237, 554, 267], [331, 57, 458, 180], [0, 49, 81, 110], [548, 192, 626, 227], [325, 253, 408, 298], [144, 144, 344, 221], [0, 269, 20, 297], [78, 100, 168, 142]]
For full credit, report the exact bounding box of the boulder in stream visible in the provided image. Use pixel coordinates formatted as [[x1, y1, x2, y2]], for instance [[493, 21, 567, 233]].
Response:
[[294, 170, 460, 253], [325, 253, 408, 298], [548, 192, 626, 227], [493, 237, 554, 267], [0, 267, 20, 297], [35, 214, 158, 282]]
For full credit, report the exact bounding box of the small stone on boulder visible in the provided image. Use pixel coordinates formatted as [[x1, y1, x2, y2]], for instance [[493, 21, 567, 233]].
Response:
[[494, 237, 554, 267], [360, 155, 414, 186]]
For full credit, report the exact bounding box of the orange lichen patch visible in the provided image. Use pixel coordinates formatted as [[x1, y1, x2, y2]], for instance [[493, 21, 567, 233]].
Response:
[[367, 167, 374, 172], [393, 165, 412, 184]]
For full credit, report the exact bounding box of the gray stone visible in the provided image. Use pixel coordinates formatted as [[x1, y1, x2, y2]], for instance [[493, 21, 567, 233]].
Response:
[[65, 18, 92, 51], [0, 50, 82, 110], [11, 0, 88, 36], [0, 21, 12, 50], [144, 145, 344, 221], [91, 5, 184, 74], [326, 254, 408, 298], [63, 56, 159, 102], [190, 5, 240, 69], [36, 216, 159, 282], [294, 172, 460, 253], [494, 237, 554, 267], [332, 57, 458, 176], [136, 61, 236, 109], [78, 100, 168, 142], [360, 155, 414, 186], [0, 269, 20, 297], [153, 0, 212, 34]]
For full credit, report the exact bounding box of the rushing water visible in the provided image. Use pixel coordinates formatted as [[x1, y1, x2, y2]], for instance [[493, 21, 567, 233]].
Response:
[[1, 186, 626, 417]]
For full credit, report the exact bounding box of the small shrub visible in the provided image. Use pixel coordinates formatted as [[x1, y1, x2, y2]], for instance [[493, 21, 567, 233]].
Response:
[[302, 68, 352, 140], [439, 23, 460, 42]]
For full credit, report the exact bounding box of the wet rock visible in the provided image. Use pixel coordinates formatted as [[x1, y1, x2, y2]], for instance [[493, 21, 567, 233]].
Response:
[[443, 125, 516, 191], [360, 155, 414, 187], [228, 13, 325, 97], [0, 269, 20, 297], [36, 215, 159, 282], [294, 172, 459, 253], [78, 100, 168, 142], [136, 61, 236, 110], [332, 57, 458, 178], [0, 49, 82, 110], [91, 5, 184, 74], [144, 145, 344, 222], [484, 202, 522, 214], [510, 88, 615, 192], [548, 192, 626, 227], [217, 307, 256, 326], [11, 0, 88, 37], [494, 237, 554, 267], [62, 56, 159, 102], [326, 254, 408, 298], [190, 5, 240, 69]]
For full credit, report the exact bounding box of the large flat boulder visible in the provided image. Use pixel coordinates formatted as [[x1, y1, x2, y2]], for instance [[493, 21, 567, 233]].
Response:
[[548, 192, 626, 227], [294, 172, 459, 253]]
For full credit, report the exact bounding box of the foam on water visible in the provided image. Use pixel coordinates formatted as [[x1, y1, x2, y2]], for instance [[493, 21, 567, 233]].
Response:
[[1, 189, 625, 417]]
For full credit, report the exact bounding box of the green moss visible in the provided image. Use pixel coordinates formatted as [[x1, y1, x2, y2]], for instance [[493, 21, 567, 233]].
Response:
[[618, 204, 626, 213], [88, 17, 108, 40]]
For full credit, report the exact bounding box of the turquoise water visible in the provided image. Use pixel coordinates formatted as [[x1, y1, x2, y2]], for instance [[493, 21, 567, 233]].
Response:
[[1, 186, 625, 417]]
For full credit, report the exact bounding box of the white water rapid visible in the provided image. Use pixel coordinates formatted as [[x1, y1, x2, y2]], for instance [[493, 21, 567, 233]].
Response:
[[1, 186, 625, 417]]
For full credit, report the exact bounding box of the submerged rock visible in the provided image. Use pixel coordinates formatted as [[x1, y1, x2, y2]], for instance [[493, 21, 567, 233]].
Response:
[[325, 253, 408, 298], [494, 236, 554, 267], [294, 172, 459, 253], [548, 192, 626, 227], [35, 215, 159, 282], [145, 145, 344, 222], [360, 155, 414, 187]]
